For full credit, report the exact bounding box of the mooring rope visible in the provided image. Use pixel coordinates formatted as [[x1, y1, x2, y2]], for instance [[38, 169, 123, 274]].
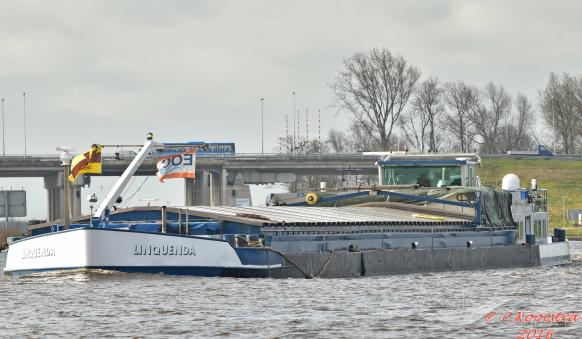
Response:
[[268, 248, 312, 279], [314, 250, 336, 278]]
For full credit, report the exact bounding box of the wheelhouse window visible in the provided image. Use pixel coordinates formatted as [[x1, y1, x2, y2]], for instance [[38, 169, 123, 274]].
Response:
[[381, 166, 462, 187]]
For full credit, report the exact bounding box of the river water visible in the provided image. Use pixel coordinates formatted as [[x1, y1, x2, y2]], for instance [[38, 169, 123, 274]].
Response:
[[1, 243, 581, 338]]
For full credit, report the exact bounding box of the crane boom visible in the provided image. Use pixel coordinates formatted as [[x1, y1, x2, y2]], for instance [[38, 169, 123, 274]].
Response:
[[92, 133, 156, 227]]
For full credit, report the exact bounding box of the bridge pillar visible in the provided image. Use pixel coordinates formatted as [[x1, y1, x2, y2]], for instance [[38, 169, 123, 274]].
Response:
[[184, 177, 195, 206], [184, 173, 207, 206], [44, 172, 87, 222], [184, 168, 250, 207], [184, 170, 217, 206], [220, 168, 228, 206]]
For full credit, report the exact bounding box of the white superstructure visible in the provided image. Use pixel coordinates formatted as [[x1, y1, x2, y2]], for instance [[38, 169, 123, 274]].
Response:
[[502, 174, 550, 244]]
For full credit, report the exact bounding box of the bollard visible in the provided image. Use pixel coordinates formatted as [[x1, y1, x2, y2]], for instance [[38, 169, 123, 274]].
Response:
[[554, 228, 566, 242]]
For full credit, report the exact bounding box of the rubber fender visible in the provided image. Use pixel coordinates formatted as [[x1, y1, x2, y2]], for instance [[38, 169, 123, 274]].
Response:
[[305, 191, 319, 205]]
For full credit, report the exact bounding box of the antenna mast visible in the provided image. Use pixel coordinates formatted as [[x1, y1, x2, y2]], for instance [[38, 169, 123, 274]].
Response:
[[306, 108, 309, 141], [285, 113, 289, 153], [318, 109, 321, 148], [292, 91, 296, 154], [297, 110, 301, 141]]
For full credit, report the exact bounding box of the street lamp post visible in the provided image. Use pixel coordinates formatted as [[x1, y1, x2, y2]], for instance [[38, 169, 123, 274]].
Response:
[[23, 92, 27, 157], [292, 91, 296, 154], [1, 98, 5, 156], [260, 98, 264, 156]]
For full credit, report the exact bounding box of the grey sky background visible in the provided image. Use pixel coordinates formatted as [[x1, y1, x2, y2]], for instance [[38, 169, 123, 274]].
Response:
[[1, 0, 581, 219]]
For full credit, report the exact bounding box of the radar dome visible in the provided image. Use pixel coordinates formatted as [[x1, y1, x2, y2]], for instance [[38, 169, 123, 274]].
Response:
[[502, 174, 520, 191]]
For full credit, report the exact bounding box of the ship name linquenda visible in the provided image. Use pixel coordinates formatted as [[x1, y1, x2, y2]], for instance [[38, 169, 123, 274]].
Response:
[[133, 245, 196, 256], [21, 247, 56, 259]]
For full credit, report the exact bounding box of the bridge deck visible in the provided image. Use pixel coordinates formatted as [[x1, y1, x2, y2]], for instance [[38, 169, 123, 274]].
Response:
[[0, 153, 379, 177]]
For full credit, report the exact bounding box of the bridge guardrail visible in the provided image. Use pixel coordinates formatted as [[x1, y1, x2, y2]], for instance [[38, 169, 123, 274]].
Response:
[[0, 153, 382, 162], [2, 153, 582, 162]]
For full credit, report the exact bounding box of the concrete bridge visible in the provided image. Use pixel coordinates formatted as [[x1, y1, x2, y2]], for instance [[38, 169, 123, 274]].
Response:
[[0, 153, 379, 221]]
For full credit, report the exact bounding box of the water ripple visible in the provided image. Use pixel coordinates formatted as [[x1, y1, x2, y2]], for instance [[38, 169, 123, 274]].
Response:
[[1, 242, 581, 338]]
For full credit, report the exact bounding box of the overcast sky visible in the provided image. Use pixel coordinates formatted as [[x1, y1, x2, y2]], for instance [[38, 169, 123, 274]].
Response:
[[1, 0, 581, 219]]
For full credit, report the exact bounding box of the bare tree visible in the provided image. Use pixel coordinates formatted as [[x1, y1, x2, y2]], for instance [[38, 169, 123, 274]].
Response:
[[331, 48, 421, 150], [276, 135, 294, 154], [327, 122, 379, 153], [400, 77, 444, 152], [349, 120, 378, 151], [275, 135, 328, 154], [538, 72, 582, 154], [498, 94, 536, 152], [443, 81, 479, 152], [327, 129, 352, 153], [469, 82, 512, 153], [305, 139, 328, 153], [399, 109, 429, 152]]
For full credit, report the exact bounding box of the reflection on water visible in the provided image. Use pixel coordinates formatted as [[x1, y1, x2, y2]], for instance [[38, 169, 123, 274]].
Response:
[[1, 243, 581, 338]]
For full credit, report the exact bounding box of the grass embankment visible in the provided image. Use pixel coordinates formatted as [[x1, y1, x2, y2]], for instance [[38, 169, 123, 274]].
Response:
[[478, 158, 582, 237]]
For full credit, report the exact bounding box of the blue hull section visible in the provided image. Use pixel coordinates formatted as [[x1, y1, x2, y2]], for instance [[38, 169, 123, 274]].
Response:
[[266, 229, 517, 252]]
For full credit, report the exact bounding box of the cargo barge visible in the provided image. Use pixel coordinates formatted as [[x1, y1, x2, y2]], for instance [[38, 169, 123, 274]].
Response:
[[2, 134, 571, 277]]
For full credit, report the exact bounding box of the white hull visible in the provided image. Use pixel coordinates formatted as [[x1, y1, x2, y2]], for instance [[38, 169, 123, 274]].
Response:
[[3, 228, 282, 276]]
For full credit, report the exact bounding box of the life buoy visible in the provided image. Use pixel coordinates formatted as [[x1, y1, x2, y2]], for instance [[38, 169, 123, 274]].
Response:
[[305, 192, 319, 205]]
